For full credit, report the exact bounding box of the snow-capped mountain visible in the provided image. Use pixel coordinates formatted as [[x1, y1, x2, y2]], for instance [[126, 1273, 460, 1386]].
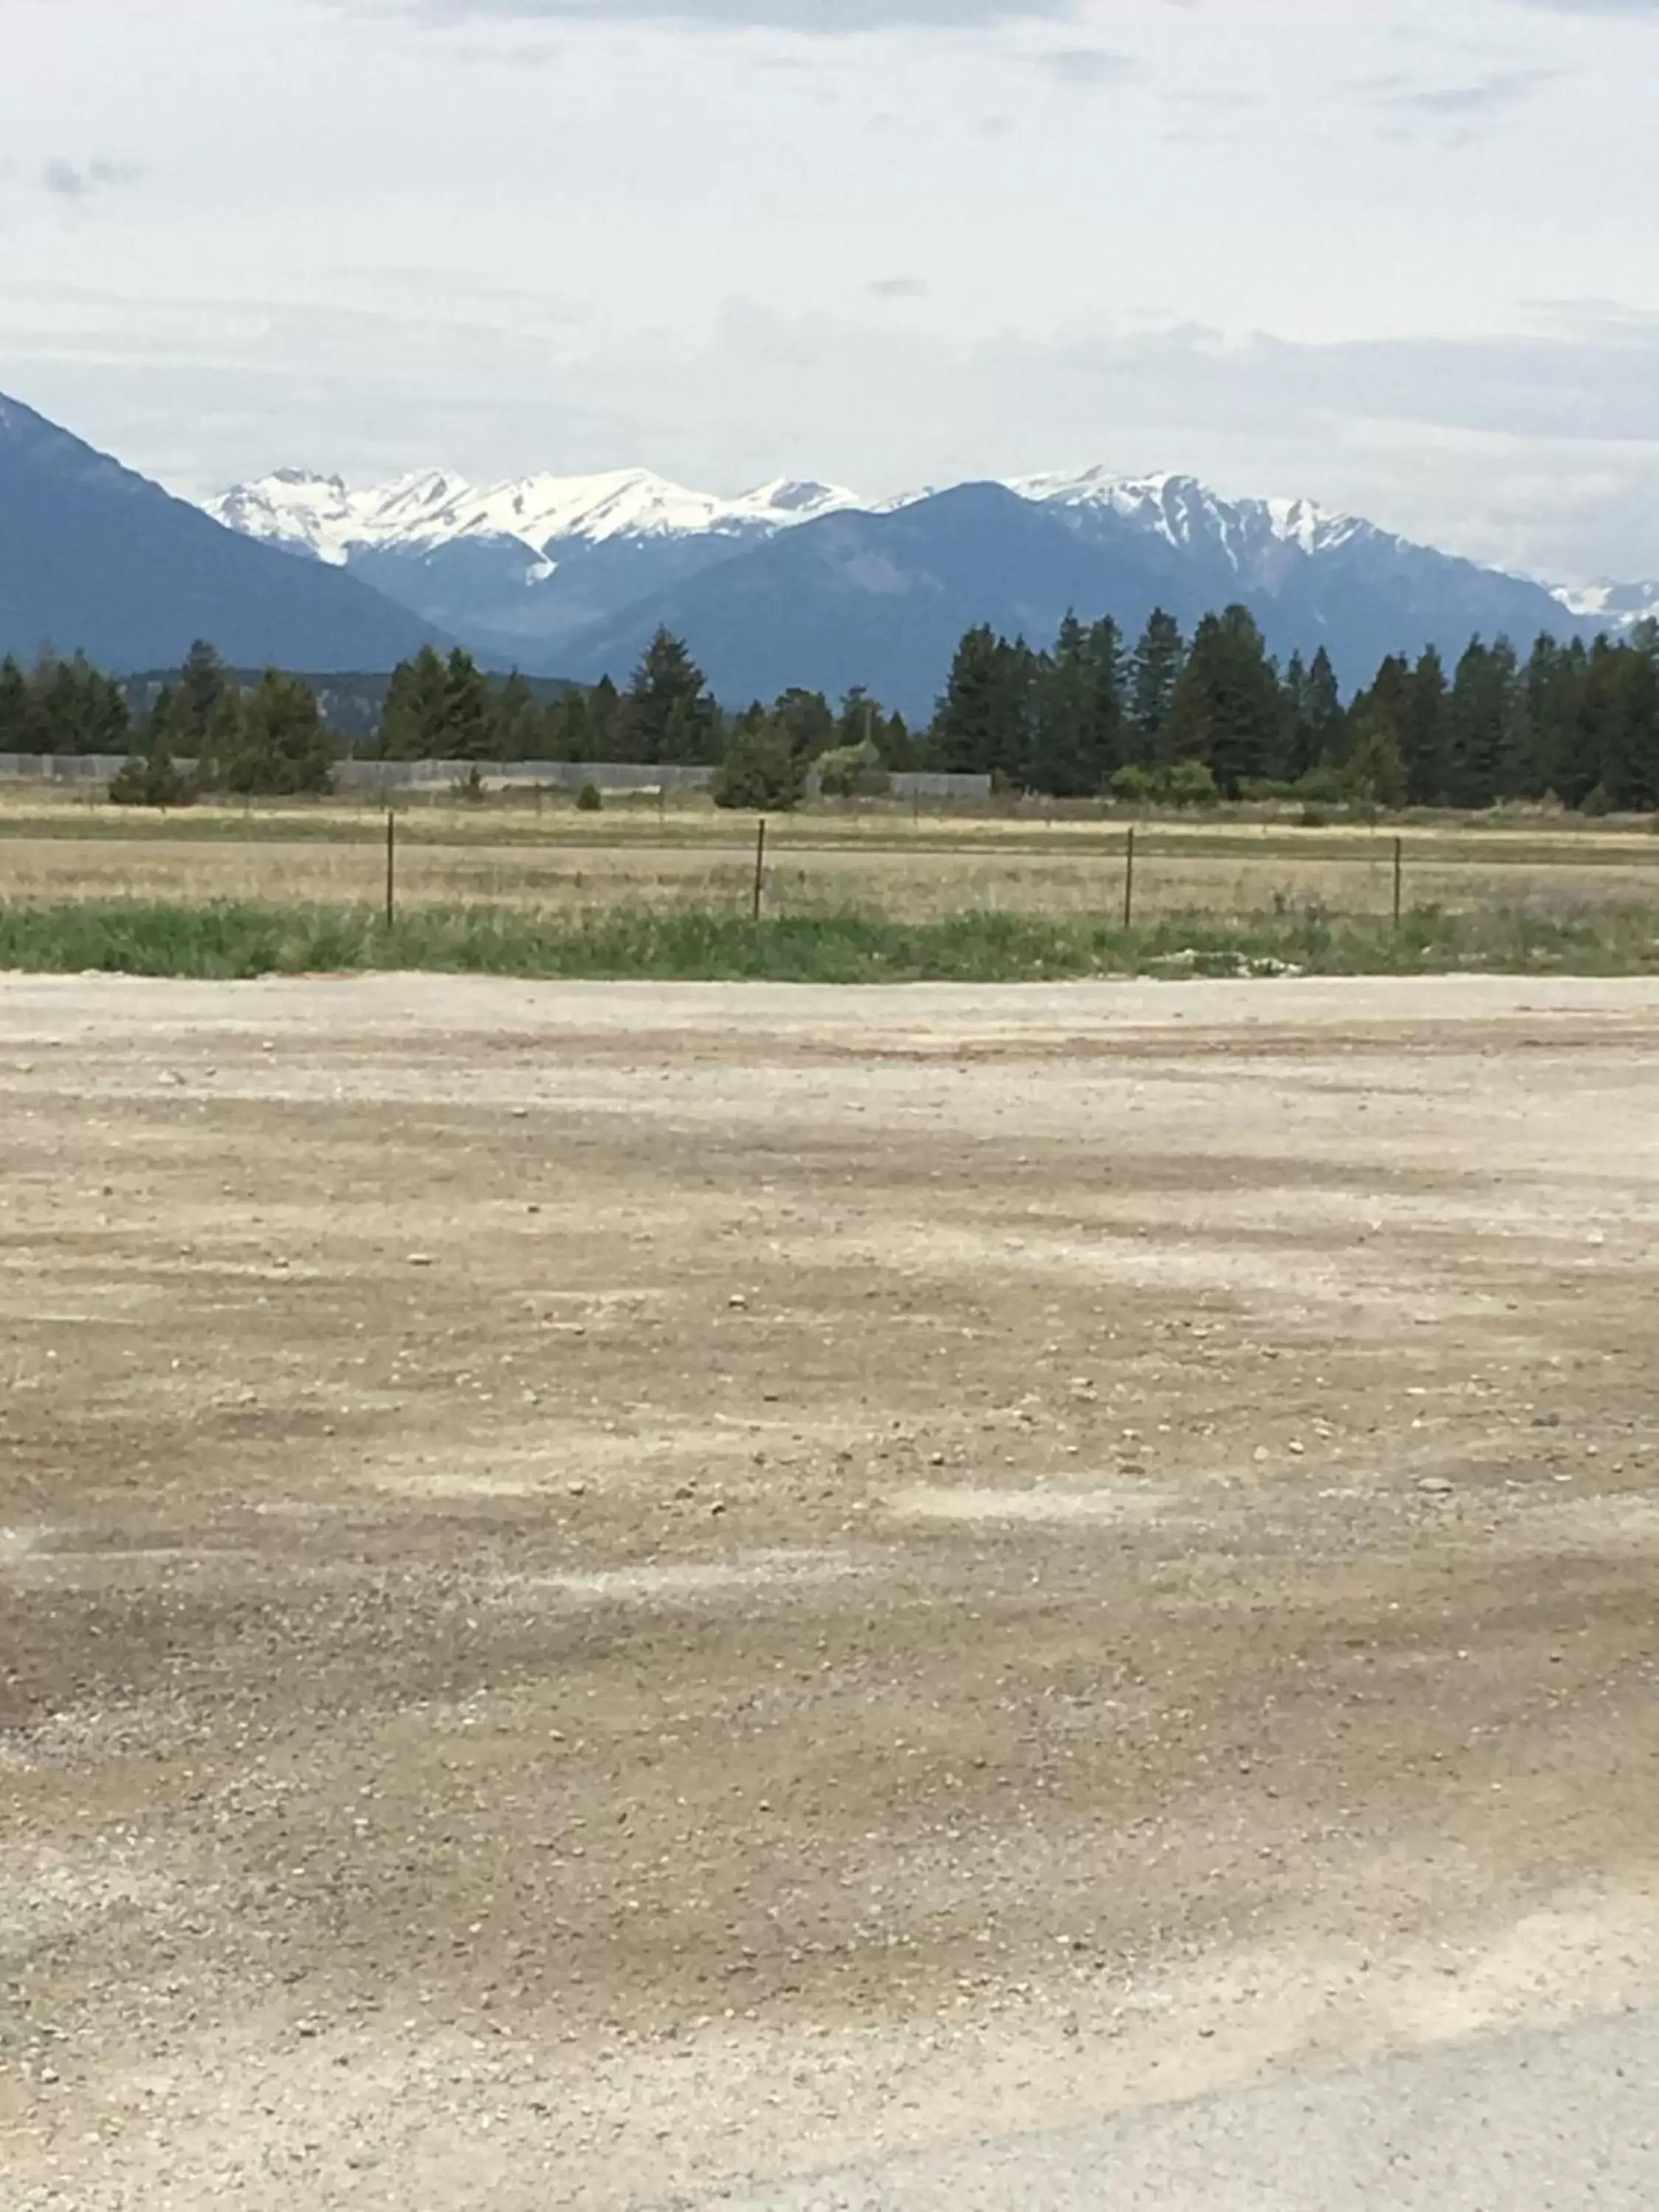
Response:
[[208, 465, 859, 568], [1011, 467, 1373, 564], [205, 465, 864, 655], [203, 455, 1625, 703], [1552, 578, 1659, 629]]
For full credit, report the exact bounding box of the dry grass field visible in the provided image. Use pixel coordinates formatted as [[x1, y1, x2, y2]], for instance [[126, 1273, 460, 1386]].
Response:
[[4, 973, 1659, 2209], [1, 795, 1658, 924]]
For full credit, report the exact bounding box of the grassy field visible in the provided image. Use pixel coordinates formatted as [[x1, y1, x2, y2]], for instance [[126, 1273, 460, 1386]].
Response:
[[1, 790, 1656, 975], [1, 897, 1658, 981], [0, 794, 1657, 926]]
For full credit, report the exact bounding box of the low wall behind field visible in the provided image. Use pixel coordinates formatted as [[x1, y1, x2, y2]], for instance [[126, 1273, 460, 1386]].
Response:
[[0, 755, 992, 801]]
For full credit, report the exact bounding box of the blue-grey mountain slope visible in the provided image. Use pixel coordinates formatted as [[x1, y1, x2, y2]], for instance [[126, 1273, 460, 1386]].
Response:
[[554, 478, 1581, 717], [0, 394, 448, 674]]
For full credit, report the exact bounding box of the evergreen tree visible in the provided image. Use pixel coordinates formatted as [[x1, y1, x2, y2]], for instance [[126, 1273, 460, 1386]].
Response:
[[1342, 705, 1408, 810], [933, 626, 1008, 776], [0, 655, 32, 748], [379, 647, 452, 759], [1028, 612, 1102, 796], [1279, 650, 1312, 781], [1305, 647, 1346, 768], [586, 675, 622, 757], [544, 689, 591, 763], [1158, 605, 1281, 793], [770, 687, 836, 758], [214, 669, 335, 796], [197, 684, 247, 787], [1446, 637, 1523, 808], [175, 640, 230, 745], [490, 670, 543, 759], [1128, 609, 1184, 761], [444, 648, 493, 761], [624, 630, 719, 764], [32, 650, 131, 754], [1403, 646, 1450, 805]]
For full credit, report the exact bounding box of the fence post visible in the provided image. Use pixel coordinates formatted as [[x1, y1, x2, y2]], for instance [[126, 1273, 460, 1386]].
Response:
[[1123, 826, 1137, 931], [385, 809, 396, 927], [752, 816, 768, 922], [1393, 835, 1404, 929]]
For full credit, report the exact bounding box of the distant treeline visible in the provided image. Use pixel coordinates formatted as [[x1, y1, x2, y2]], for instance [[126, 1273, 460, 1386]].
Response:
[[4, 605, 1658, 813], [930, 607, 1659, 813]]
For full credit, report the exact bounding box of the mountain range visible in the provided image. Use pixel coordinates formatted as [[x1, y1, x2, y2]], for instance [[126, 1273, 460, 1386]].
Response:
[[2, 386, 1653, 717], [208, 456, 1621, 717]]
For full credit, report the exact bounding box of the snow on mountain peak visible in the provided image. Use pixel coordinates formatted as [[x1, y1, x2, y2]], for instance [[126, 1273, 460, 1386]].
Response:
[[207, 464, 865, 567], [1009, 467, 1371, 563]]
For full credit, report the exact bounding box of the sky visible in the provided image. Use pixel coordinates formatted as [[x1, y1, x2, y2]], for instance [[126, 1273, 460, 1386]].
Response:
[[3, 0, 1658, 583]]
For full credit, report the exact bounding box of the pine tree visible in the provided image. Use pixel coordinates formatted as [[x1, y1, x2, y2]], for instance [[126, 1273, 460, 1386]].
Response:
[[444, 649, 493, 761], [1446, 637, 1523, 807], [1028, 613, 1101, 796], [544, 690, 591, 762], [1280, 650, 1312, 781], [586, 675, 622, 757], [490, 670, 543, 759], [933, 626, 1005, 776], [624, 630, 719, 764], [1158, 606, 1281, 793], [176, 640, 230, 744], [1305, 647, 1346, 768], [1403, 646, 1450, 804], [379, 647, 451, 759], [0, 655, 32, 748], [770, 687, 836, 757], [215, 669, 335, 796], [1128, 610, 1184, 762]]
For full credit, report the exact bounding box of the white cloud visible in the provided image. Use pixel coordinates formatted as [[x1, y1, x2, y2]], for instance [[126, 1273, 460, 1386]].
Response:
[[2, 0, 1658, 580]]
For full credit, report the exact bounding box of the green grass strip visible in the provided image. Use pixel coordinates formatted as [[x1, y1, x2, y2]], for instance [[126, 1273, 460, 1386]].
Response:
[[3, 898, 1659, 981]]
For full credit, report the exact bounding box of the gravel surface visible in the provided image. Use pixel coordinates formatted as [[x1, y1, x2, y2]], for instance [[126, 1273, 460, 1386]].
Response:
[[3, 973, 1658, 2208]]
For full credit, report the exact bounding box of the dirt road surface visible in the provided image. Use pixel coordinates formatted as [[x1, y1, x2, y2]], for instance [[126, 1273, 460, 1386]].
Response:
[[3, 975, 1657, 2208]]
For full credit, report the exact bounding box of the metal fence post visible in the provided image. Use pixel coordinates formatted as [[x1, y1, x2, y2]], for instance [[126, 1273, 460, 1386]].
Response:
[[1393, 835, 1404, 929], [752, 817, 767, 922], [385, 809, 396, 927], [1123, 826, 1137, 930]]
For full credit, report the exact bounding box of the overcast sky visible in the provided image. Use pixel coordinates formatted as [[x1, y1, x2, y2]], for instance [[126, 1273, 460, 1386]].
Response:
[[3, 0, 1658, 581]]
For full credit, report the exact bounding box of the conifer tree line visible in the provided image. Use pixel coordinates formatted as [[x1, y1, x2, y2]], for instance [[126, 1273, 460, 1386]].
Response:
[[929, 605, 1659, 813], [4, 608, 1659, 813]]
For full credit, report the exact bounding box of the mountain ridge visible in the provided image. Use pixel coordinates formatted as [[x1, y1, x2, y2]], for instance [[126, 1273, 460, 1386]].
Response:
[[0, 394, 451, 675], [204, 454, 1613, 710]]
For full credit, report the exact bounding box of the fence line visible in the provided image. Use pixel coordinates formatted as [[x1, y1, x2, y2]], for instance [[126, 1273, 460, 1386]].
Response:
[[0, 754, 994, 801]]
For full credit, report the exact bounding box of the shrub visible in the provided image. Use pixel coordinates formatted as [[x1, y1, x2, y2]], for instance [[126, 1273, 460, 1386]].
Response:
[[1110, 763, 1156, 804], [108, 745, 195, 809], [816, 741, 891, 799], [576, 782, 603, 813], [1164, 759, 1220, 809], [712, 722, 807, 811]]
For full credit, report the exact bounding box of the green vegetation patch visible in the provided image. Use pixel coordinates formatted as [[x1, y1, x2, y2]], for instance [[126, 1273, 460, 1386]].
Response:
[[3, 897, 1659, 983]]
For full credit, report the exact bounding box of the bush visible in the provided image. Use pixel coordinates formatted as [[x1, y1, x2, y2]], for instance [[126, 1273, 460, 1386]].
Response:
[[1110, 763, 1156, 804], [108, 746, 195, 809], [1164, 759, 1220, 809], [712, 721, 807, 811], [816, 741, 891, 799], [1295, 766, 1348, 806], [576, 782, 603, 813], [1582, 782, 1613, 817]]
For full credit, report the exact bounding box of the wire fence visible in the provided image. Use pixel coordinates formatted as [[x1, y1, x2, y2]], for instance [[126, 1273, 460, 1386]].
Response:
[[3, 799, 1658, 931]]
